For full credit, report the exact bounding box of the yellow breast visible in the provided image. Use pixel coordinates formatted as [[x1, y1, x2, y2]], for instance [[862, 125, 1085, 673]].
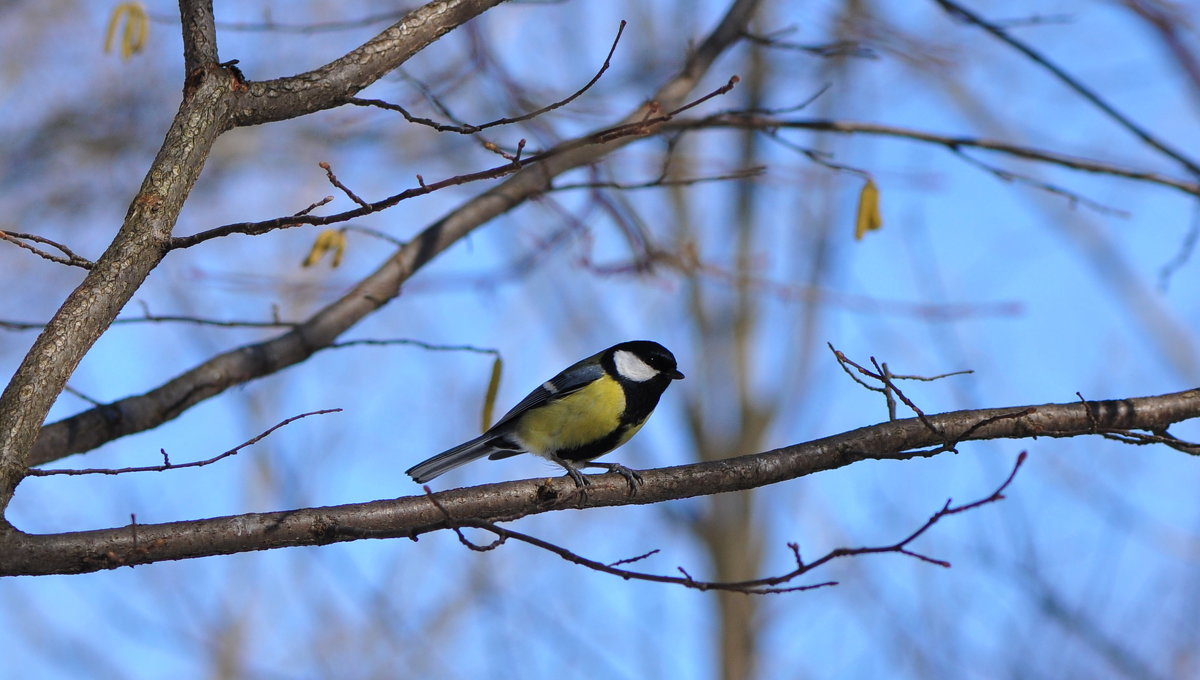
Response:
[[514, 375, 625, 455]]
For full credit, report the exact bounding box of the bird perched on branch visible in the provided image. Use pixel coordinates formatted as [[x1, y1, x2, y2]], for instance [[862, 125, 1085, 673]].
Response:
[[406, 340, 684, 490]]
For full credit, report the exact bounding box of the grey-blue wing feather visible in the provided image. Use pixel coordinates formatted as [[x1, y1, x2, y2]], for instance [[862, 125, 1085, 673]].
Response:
[[490, 359, 605, 428], [407, 352, 605, 482], [406, 433, 521, 483]]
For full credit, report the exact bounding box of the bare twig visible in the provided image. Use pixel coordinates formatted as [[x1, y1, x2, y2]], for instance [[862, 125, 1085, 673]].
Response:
[[950, 146, 1130, 216], [327, 338, 499, 357], [349, 21, 627, 135], [420, 452, 1027, 594], [0, 231, 95, 269], [62, 385, 104, 407], [670, 114, 1200, 198], [829, 345, 944, 433], [933, 0, 1200, 178], [320, 162, 370, 208], [740, 28, 876, 59], [1158, 199, 1200, 291], [4, 310, 303, 332], [552, 166, 766, 192], [151, 9, 409, 34], [341, 224, 407, 247], [170, 78, 743, 250], [27, 409, 341, 476]]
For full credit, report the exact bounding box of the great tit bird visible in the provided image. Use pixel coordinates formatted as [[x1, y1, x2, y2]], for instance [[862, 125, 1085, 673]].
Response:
[[406, 340, 684, 489]]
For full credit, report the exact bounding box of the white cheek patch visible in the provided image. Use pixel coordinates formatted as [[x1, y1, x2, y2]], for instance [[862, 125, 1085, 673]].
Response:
[[614, 349, 658, 382]]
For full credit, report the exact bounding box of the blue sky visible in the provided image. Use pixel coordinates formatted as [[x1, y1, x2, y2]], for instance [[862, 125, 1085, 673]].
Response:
[[1, 1, 1198, 678]]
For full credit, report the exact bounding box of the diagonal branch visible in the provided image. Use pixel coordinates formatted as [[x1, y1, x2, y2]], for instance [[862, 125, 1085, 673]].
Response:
[[933, 0, 1200, 178], [670, 115, 1200, 198], [0, 0, 521, 518], [28, 0, 763, 469], [230, 0, 508, 127]]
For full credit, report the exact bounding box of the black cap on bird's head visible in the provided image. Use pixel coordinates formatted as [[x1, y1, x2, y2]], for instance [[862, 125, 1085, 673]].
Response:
[[606, 340, 685, 382]]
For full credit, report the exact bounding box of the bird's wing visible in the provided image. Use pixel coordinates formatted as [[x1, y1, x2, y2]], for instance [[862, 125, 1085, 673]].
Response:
[[489, 357, 606, 429], [406, 433, 521, 482]]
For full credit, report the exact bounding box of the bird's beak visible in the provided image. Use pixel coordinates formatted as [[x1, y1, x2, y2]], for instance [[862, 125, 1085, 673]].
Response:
[[669, 369, 685, 380]]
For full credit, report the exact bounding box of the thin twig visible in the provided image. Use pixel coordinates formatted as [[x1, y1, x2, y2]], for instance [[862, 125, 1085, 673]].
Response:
[[170, 78, 742, 250], [320, 162, 370, 208], [0, 231, 95, 269], [348, 21, 627, 134], [671, 115, 1200, 198], [552, 166, 766, 192], [327, 338, 499, 356], [933, 0, 1200, 178], [27, 409, 342, 476], [420, 452, 1026, 594]]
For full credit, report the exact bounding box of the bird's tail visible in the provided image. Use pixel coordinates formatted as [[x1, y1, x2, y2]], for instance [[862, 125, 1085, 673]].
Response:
[[406, 435, 515, 483]]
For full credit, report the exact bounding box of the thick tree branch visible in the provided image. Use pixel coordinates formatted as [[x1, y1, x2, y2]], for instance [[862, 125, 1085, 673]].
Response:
[[3, 389, 1196, 576], [229, 0, 507, 127], [28, 0, 762, 468], [179, 0, 218, 74], [0, 63, 236, 516], [0, 0, 513, 517]]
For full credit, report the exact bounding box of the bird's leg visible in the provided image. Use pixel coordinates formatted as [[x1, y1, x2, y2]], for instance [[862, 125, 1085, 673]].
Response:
[[555, 459, 593, 499], [583, 461, 643, 494]]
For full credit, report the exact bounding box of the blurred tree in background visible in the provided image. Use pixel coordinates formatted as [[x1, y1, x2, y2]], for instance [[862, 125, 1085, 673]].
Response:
[[1, 1, 1198, 679]]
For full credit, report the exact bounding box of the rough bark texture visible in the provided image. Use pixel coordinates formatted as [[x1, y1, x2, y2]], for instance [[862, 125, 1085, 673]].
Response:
[[0, 0, 504, 513], [2, 390, 1196, 576], [27, 0, 762, 468]]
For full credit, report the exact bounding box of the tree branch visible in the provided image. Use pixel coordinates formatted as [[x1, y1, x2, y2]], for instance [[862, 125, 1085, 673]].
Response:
[[347, 20, 627, 134], [179, 0, 218, 74], [671, 114, 1200, 198], [0, 0, 514, 518], [229, 0, 507, 127], [416, 452, 1023, 594], [0, 230, 95, 269], [26, 409, 341, 477], [28, 0, 762, 468], [932, 0, 1200, 178], [3, 389, 1196, 576]]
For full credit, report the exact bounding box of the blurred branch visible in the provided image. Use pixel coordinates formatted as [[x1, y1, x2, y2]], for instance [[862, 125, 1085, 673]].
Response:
[[27, 1, 761, 469], [1121, 0, 1200, 99], [0, 0, 514, 518], [327, 338, 499, 356], [151, 9, 410, 34], [551, 166, 766, 191], [933, 0, 1200, 178], [2, 316, 300, 332], [1158, 200, 1200, 291], [949, 147, 1130, 216], [740, 28, 877, 59], [5, 385, 1199, 574], [26, 409, 341, 477], [171, 78, 740, 250], [671, 114, 1200, 197]]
